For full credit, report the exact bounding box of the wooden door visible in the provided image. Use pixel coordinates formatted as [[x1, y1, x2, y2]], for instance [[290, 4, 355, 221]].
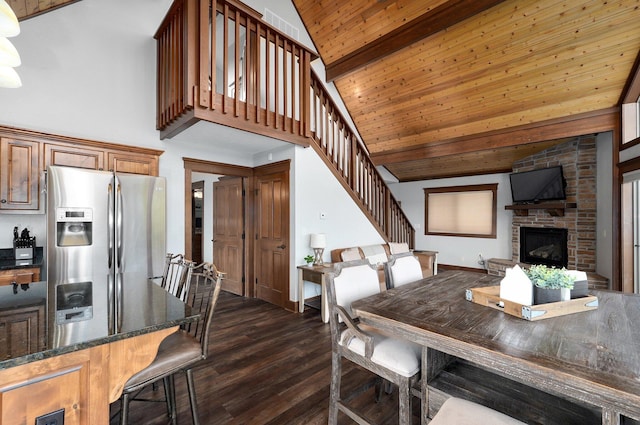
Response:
[[213, 177, 244, 295], [254, 161, 290, 308]]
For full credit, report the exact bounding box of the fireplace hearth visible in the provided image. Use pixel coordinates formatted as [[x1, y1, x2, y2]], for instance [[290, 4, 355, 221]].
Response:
[[520, 227, 568, 268]]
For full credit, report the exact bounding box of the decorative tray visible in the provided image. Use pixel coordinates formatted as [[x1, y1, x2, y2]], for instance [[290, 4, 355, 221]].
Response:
[[465, 285, 598, 321]]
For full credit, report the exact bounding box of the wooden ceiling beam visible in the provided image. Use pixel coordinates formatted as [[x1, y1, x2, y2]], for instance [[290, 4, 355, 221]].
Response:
[[370, 107, 620, 165], [620, 49, 640, 104], [324, 0, 507, 82]]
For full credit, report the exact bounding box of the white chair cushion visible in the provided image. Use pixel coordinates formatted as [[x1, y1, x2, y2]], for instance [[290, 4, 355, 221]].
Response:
[[389, 242, 409, 254], [340, 329, 420, 377], [430, 397, 526, 425], [391, 255, 423, 287]]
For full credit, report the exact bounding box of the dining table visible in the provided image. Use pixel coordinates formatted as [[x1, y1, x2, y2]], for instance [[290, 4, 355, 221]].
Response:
[[350, 270, 640, 425]]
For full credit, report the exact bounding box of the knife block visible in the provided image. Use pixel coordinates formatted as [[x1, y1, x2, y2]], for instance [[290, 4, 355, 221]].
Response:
[[13, 237, 36, 260]]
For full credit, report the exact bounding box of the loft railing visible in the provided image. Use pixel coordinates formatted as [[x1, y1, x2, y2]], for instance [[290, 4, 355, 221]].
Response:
[[155, 0, 414, 246]]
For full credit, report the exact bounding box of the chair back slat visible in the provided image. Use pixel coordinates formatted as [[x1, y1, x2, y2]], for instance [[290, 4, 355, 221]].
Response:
[[158, 253, 195, 301], [184, 262, 225, 359]]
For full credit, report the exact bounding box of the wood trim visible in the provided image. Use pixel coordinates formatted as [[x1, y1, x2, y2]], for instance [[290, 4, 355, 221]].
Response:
[[437, 264, 487, 274], [324, 0, 507, 82], [613, 125, 622, 292], [620, 136, 640, 152], [371, 107, 619, 165], [0, 125, 164, 157], [183, 158, 254, 297]]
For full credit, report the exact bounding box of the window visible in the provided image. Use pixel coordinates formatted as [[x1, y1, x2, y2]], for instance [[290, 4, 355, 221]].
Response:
[[424, 184, 497, 238]]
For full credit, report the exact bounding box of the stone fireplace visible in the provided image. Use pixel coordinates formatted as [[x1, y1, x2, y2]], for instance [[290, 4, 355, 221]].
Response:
[[509, 136, 596, 271], [487, 135, 607, 289]]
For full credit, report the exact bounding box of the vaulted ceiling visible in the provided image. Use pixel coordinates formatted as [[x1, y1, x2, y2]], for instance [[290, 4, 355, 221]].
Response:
[[293, 0, 640, 181]]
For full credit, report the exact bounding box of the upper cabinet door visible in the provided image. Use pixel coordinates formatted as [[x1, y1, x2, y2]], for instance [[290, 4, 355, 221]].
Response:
[[107, 151, 159, 176], [0, 138, 40, 211], [44, 142, 105, 171]]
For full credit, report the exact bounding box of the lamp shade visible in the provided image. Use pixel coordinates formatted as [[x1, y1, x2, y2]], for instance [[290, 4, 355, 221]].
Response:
[[0, 0, 19, 37], [0, 37, 19, 67], [0, 65, 21, 88], [309, 233, 326, 249]]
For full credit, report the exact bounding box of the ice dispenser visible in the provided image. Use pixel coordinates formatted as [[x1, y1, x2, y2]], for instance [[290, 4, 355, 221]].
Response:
[[56, 207, 93, 247]]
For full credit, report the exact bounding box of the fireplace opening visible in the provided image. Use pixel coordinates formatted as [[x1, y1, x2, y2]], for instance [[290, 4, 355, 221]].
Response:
[[520, 227, 568, 268]]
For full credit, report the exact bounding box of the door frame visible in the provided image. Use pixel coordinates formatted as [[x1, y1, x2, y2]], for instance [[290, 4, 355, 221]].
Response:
[[184, 158, 255, 297]]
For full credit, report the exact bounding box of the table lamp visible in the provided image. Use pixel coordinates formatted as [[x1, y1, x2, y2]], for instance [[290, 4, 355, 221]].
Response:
[[309, 233, 326, 265]]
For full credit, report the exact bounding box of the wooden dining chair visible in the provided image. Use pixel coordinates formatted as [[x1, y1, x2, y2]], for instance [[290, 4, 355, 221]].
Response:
[[118, 262, 225, 425], [326, 259, 421, 425], [384, 252, 424, 289]]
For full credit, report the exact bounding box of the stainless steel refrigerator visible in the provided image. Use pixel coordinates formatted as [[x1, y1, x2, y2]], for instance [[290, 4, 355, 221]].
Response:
[[46, 165, 166, 337]]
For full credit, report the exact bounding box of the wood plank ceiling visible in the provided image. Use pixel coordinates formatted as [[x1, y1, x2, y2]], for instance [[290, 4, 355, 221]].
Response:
[[7, 0, 78, 20], [293, 0, 640, 181]]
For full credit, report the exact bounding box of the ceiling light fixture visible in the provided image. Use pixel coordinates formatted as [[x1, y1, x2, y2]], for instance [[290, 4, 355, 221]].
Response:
[[0, 37, 19, 66], [0, 65, 20, 88], [0, 0, 20, 88], [0, 0, 19, 37]]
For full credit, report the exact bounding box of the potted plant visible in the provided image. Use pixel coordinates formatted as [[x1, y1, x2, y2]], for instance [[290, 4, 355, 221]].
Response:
[[304, 255, 315, 266], [525, 264, 576, 304]]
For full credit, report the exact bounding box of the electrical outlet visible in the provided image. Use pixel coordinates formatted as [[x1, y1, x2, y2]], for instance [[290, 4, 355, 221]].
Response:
[[35, 408, 64, 425]]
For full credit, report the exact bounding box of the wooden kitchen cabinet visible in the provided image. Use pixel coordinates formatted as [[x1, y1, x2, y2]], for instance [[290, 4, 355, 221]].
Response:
[[108, 150, 159, 176], [0, 267, 41, 286], [0, 126, 163, 180], [0, 138, 41, 211], [44, 141, 106, 171], [0, 301, 46, 360], [44, 142, 160, 176]]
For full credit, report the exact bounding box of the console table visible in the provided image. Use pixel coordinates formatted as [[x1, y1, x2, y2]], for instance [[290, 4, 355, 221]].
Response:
[[297, 263, 335, 323]]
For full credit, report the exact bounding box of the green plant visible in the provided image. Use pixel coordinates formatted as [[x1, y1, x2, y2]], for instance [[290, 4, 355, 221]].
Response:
[[304, 254, 314, 264], [525, 264, 575, 289]]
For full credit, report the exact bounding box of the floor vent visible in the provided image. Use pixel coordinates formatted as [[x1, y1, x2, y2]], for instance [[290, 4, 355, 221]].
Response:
[[263, 8, 299, 41]]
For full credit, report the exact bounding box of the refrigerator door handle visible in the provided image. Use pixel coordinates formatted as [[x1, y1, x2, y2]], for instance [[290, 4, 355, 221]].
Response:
[[116, 181, 124, 269], [108, 182, 114, 269]]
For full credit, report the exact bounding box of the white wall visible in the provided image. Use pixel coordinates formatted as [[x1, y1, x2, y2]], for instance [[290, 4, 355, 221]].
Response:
[[389, 173, 513, 269]]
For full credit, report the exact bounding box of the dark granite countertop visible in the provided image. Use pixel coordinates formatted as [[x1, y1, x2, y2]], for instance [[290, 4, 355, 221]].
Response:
[[0, 273, 197, 369], [0, 247, 44, 270]]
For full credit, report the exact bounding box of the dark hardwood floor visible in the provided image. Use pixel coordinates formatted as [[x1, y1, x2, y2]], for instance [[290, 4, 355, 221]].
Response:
[[110, 291, 405, 424], [109, 289, 634, 425]]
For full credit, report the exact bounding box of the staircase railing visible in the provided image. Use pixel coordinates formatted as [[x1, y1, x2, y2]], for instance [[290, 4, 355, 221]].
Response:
[[155, 0, 415, 246], [308, 71, 414, 245]]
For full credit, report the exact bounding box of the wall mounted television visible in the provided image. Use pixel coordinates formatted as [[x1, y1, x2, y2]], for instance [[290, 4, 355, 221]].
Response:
[[509, 166, 566, 204]]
